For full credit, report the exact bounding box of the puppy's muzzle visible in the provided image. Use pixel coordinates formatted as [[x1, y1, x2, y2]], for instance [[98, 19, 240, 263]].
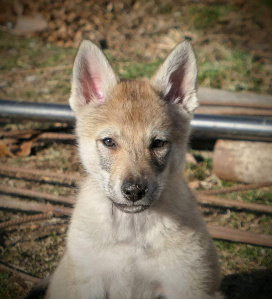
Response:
[[121, 179, 148, 202]]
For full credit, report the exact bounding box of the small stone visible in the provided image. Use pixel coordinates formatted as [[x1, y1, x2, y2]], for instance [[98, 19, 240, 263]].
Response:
[[0, 81, 7, 88], [14, 14, 48, 34], [8, 49, 18, 55], [25, 75, 38, 83]]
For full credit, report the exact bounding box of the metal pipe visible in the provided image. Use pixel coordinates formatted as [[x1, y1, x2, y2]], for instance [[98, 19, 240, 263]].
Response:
[[191, 114, 272, 141], [1, 99, 272, 141], [0, 99, 74, 123]]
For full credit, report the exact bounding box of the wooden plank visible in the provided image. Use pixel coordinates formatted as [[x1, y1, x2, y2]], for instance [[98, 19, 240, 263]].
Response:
[[198, 194, 272, 214], [198, 87, 272, 109], [196, 106, 272, 116], [207, 224, 272, 247], [197, 182, 272, 195]]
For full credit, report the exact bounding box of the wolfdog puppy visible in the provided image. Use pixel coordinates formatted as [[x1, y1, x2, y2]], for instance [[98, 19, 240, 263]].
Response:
[[35, 40, 223, 299]]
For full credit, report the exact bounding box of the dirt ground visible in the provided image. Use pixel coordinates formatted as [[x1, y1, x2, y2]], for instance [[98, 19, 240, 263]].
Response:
[[0, 1, 272, 298]]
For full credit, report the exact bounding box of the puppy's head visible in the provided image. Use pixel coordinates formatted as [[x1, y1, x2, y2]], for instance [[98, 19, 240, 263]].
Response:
[[70, 40, 198, 213]]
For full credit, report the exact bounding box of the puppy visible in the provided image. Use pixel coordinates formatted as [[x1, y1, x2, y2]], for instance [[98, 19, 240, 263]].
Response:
[[44, 40, 223, 299]]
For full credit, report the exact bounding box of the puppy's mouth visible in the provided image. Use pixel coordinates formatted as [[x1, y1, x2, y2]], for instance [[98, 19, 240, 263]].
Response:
[[112, 202, 150, 214]]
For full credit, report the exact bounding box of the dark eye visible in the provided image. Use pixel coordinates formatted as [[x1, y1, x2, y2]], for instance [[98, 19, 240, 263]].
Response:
[[102, 138, 116, 148], [151, 139, 167, 149]]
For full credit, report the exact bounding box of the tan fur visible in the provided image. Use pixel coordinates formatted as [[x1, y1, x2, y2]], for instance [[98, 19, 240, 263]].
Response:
[[44, 40, 224, 299]]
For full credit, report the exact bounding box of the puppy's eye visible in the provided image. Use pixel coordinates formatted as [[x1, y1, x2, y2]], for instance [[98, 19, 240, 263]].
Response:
[[151, 139, 167, 149], [102, 138, 116, 148]]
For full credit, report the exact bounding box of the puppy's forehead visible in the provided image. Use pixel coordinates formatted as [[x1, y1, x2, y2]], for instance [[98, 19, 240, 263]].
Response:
[[78, 80, 173, 139], [105, 80, 170, 129]]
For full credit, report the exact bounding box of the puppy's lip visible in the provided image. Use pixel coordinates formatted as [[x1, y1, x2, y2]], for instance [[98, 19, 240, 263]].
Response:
[[112, 202, 150, 213]]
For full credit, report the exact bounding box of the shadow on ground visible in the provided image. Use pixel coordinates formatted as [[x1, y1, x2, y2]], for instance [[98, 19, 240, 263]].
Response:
[[221, 269, 272, 299]]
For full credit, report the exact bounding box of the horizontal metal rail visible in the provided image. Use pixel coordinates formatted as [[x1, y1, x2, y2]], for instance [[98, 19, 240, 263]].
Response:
[[192, 114, 272, 141], [1, 99, 272, 141], [0, 99, 74, 123]]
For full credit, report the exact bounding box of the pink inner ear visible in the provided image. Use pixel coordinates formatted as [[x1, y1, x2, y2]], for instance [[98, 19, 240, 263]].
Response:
[[81, 67, 104, 104], [165, 63, 185, 104], [91, 76, 104, 102]]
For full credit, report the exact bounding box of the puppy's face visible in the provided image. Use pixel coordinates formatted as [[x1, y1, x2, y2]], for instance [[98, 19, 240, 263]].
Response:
[[77, 80, 190, 213], [70, 40, 198, 213]]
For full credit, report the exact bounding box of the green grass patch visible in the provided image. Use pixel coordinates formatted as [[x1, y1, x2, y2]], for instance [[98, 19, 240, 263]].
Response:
[[262, 0, 272, 7], [0, 31, 76, 72], [197, 47, 264, 92], [222, 188, 272, 206], [0, 270, 28, 299], [189, 5, 231, 29], [185, 156, 213, 181], [0, 271, 11, 299], [119, 59, 163, 79], [215, 240, 272, 269]]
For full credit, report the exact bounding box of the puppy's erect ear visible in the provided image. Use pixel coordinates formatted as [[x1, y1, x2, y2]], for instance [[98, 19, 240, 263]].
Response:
[[151, 41, 198, 114], [69, 40, 118, 111]]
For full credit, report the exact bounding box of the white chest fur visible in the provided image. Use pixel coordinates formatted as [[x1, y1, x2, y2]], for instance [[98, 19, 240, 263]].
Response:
[[66, 185, 203, 299]]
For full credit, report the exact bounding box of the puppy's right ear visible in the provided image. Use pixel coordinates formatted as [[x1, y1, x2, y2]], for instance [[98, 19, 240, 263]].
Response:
[[69, 40, 118, 112]]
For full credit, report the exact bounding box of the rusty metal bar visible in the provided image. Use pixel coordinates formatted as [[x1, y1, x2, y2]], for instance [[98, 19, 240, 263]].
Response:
[[38, 132, 75, 141], [197, 182, 272, 195], [198, 194, 272, 214], [2, 196, 271, 247], [0, 165, 81, 183], [0, 197, 72, 216], [207, 224, 272, 247], [0, 186, 75, 205], [0, 263, 41, 283], [0, 212, 52, 229], [1, 181, 271, 214], [0, 130, 75, 141], [1, 195, 272, 246], [0, 129, 41, 138]]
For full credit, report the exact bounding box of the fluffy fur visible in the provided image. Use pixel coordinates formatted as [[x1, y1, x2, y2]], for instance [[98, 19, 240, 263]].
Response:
[[43, 40, 223, 299]]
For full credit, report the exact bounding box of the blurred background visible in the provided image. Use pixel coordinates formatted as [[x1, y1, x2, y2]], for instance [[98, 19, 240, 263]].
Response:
[[0, 1, 272, 298], [0, 0, 271, 104]]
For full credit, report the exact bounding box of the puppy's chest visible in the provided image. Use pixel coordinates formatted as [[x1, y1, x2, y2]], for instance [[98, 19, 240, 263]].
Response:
[[76, 216, 167, 279], [93, 242, 164, 298], [70, 212, 186, 298]]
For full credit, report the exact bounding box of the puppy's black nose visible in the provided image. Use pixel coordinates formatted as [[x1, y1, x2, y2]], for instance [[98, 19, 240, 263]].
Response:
[[121, 180, 148, 202]]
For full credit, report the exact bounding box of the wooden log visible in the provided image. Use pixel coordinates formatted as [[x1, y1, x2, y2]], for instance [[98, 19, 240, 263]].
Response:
[[207, 225, 272, 247], [213, 140, 272, 183], [197, 182, 272, 195], [198, 194, 272, 214]]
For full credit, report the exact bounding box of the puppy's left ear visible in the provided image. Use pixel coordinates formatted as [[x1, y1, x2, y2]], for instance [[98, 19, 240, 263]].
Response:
[[69, 40, 118, 112], [151, 41, 198, 114]]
